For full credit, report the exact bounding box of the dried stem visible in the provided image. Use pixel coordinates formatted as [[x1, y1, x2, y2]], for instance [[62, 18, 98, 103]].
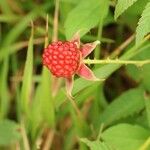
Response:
[[51, 0, 61, 97], [53, 0, 59, 42], [42, 129, 55, 150], [15, 142, 21, 150], [110, 34, 135, 58], [44, 14, 49, 48], [21, 121, 30, 150]]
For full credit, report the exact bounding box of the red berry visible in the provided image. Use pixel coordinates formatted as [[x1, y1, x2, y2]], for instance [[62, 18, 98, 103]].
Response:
[[42, 41, 81, 78]]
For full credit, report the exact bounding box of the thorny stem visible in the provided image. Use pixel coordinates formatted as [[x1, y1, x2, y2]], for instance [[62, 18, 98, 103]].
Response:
[[85, 34, 150, 66], [83, 59, 150, 67]]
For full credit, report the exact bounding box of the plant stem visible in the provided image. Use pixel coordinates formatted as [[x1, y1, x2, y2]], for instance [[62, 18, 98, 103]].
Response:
[[42, 129, 55, 150], [86, 32, 150, 64], [44, 14, 49, 48], [83, 59, 150, 66], [21, 121, 30, 150], [94, 19, 103, 59]]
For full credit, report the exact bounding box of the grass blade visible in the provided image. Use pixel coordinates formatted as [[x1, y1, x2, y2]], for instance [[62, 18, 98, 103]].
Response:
[[0, 57, 9, 119], [20, 23, 34, 114]]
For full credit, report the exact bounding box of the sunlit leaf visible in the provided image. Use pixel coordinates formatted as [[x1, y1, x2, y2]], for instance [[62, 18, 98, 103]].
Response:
[[136, 1, 150, 44], [65, 0, 109, 39], [20, 25, 33, 114], [102, 123, 150, 150], [114, 0, 138, 20], [99, 88, 145, 126]]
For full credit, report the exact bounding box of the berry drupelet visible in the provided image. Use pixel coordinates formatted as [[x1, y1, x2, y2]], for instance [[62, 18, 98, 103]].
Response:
[[43, 41, 81, 78]]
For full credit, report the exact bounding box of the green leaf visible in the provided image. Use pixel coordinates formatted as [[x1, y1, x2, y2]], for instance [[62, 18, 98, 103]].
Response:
[[20, 26, 33, 114], [0, 120, 21, 146], [126, 43, 150, 91], [65, 0, 109, 39], [38, 68, 55, 127], [114, 0, 138, 20], [60, 0, 77, 22], [80, 138, 112, 150], [102, 123, 150, 150], [122, 0, 148, 16], [136, 1, 150, 44], [70, 108, 90, 149], [144, 92, 150, 128], [0, 0, 13, 14], [28, 85, 43, 141], [99, 88, 145, 126]]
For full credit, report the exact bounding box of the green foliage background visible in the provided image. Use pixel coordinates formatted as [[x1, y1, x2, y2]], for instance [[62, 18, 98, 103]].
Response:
[[0, 0, 150, 149]]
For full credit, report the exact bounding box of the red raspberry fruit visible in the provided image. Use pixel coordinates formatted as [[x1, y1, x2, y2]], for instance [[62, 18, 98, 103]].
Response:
[[42, 41, 81, 78], [42, 32, 101, 96]]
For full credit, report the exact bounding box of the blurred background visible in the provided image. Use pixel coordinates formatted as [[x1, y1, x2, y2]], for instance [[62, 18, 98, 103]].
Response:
[[0, 0, 150, 150]]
